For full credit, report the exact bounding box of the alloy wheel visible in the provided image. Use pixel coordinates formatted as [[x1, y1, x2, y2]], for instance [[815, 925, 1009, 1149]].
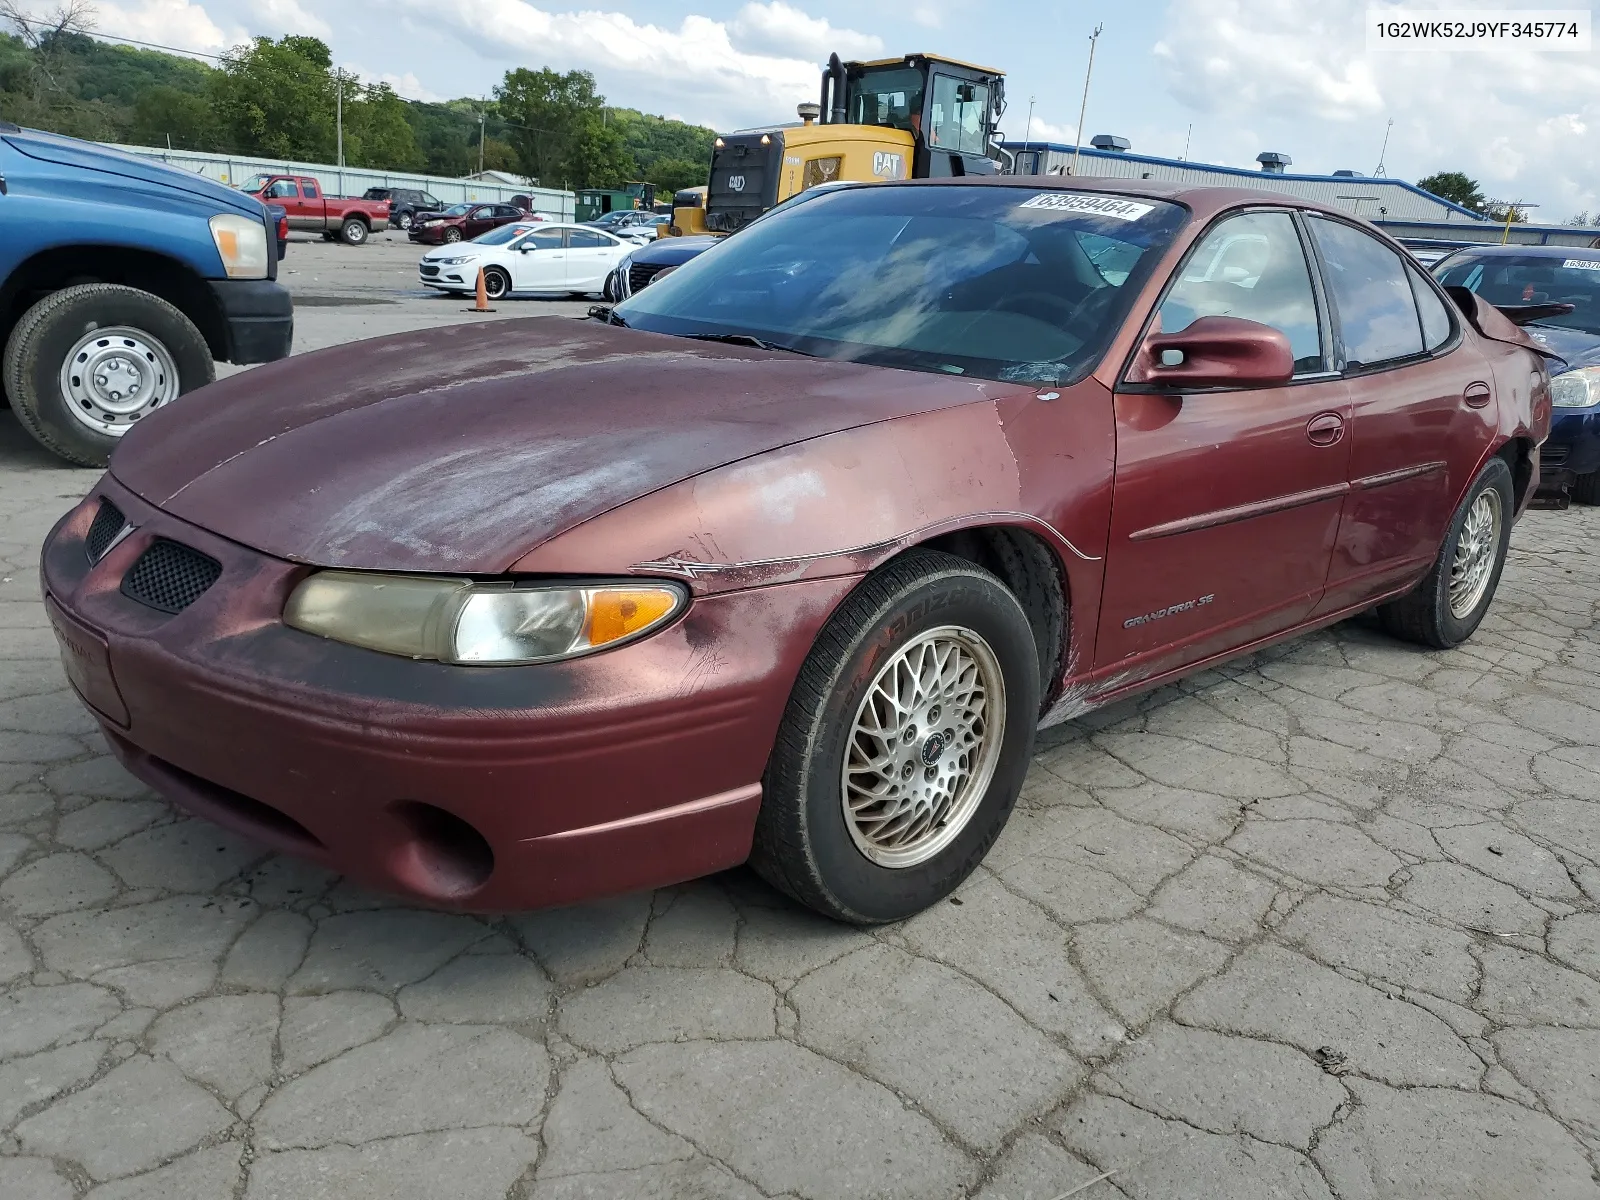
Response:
[[840, 626, 1006, 869], [1449, 488, 1502, 619]]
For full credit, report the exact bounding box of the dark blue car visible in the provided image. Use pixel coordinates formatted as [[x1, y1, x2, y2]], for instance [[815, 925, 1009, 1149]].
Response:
[[1434, 245, 1600, 503]]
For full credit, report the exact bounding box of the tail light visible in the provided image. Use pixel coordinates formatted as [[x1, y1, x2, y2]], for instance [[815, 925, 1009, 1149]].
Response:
[[276, 215, 288, 240]]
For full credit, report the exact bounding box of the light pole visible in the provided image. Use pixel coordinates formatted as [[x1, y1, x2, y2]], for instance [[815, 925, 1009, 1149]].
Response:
[[1181, 123, 1192, 162], [1069, 24, 1104, 176], [335, 68, 344, 168], [478, 107, 486, 175]]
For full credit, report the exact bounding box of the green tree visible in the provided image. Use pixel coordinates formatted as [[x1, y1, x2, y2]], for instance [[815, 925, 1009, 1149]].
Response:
[[130, 84, 217, 150], [1417, 171, 1486, 214], [211, 35, 336, 161], [645, 155, 708, 193], [343, 81, 422, 170], [494, 67, 638, 189]]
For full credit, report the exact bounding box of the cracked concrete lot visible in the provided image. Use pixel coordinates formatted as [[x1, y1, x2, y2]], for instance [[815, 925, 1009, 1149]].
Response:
[[3, 257, 1600, 1197]]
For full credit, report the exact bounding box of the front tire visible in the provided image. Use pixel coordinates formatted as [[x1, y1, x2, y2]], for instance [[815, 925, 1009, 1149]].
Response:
[[341, 218, 369, 246], [397, 212, 414, 231], [443, 228, 463, 244], [481, 267, 511, 300], [1379, 457, 1513, 648], [2, 284, 213, 467], [751, 550, 1039, 924]]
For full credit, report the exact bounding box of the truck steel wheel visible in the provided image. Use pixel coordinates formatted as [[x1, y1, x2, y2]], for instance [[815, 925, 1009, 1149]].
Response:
[[341, 218, 368, 245], [1379, 457, 1513, 648], [752, 549, 1039, 923], [2, 284, 213, 467]]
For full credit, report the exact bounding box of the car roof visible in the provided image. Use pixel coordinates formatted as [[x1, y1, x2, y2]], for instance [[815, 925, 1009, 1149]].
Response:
[[853, 174, 1414, 224], [1433, 244, 1600, 259]]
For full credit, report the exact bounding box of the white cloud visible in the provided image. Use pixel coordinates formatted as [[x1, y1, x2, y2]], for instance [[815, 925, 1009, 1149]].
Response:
[[1020, 116, 1076, 145], [909, 6, 942, 30], [1154, 0, 1600, 217], [61, 0, 239, 54], [726, 2, 881, 61], [388, 0, 877, 130], [250, 0, 331, 38], [343, 63, 448, 103]]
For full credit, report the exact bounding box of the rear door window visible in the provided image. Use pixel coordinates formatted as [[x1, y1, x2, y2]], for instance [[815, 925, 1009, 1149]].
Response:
[[1308, 217, 1425, 369], [303, 181, 320, 199]]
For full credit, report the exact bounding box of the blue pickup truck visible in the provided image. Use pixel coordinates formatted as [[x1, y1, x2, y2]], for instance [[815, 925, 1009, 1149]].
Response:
[[0, 122, 294, 465]]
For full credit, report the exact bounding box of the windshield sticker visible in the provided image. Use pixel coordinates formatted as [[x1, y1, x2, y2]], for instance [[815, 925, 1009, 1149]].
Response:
[[1018, 193, 1155, 221], [1562, 258, 1600, 271]]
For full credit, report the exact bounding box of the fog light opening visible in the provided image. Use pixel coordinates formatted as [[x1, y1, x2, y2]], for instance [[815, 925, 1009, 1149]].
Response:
[[386, 801, 495, 900]]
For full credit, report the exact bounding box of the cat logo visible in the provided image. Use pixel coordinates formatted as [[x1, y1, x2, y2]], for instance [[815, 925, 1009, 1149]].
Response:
[[728, 175, 746, 192], [872, 152, 904, 179]]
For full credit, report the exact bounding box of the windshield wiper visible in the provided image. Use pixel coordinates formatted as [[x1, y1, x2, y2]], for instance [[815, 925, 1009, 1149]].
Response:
[[680, 332, 814, 356], [587, 305, 629, 327]]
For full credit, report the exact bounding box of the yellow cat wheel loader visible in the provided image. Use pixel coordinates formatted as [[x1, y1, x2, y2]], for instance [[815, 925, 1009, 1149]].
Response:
[[669, 52, 1007, 237]]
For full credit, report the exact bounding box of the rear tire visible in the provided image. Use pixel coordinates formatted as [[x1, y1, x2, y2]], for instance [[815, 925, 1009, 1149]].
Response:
[[2, 284, 213, 467], [397, 211, 414, 231], [1572, 470, 1600, 505], [750, 550, 1039, 924], [341, 218, 368, 246], [481, 267, 511, 300], [1378, 457, 1513, 649]]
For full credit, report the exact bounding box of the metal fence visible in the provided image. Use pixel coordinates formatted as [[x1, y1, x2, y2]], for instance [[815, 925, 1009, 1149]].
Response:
[[98, 142, 577, 220]]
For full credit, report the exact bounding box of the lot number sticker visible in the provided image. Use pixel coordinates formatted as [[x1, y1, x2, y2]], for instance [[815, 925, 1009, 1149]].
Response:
[[1562, 258, 1600, 271], [1019, 193, 1155, 221]]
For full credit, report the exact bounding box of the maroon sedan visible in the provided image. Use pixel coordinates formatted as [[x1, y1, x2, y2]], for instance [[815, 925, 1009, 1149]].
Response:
[[42, 178, 1552, 922], [408, 202, 528, 245]]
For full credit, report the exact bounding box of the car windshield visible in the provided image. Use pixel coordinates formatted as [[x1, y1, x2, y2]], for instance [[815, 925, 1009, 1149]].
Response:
[[439, 204, 472, 218], [614, 185, 1187, 384], [474, 224, 534, 245], [239, 174, 273, 193], [1435, 252, 1600, 335]]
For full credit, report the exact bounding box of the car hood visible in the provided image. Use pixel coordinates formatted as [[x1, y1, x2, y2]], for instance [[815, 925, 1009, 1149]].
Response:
[[1523, 324, 1600, 372], [109, 319, 1002, 574], [632, 236, 719, 266], [5, 128, 264, 218]]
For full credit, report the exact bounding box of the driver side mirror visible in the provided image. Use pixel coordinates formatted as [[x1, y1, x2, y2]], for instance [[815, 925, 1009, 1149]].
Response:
[[1127, 316, 1294, 388]]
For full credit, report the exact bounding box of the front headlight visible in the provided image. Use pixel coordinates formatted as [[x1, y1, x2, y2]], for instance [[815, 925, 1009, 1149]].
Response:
[[283, 573, 686, 665], [436, 255, 476, 266], [210, 214, 269, 279], [423, 219, 443, 227], [1551, 366, 1600, 408]]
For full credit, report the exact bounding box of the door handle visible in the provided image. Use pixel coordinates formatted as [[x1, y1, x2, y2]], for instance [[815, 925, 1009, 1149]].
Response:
[[1464, 381, 1492, 408], [1305, 411, 1345, 446]]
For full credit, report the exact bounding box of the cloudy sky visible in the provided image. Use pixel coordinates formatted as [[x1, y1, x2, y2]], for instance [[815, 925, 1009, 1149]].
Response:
[[45, 0, 1600, 219]]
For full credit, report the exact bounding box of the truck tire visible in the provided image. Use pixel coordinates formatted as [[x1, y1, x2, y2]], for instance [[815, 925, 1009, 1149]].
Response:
[[2, 284, 214, 468], [1571, 471, 1600, 505], [341, 218, 369, 246]]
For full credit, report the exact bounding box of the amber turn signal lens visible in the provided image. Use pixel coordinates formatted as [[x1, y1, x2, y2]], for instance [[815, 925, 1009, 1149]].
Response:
[[585, 587, 679, 648]]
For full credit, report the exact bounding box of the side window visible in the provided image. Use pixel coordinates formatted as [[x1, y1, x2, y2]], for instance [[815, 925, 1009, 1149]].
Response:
[[423, 194, 440, 208], [302, 181, 319, 199], [568, 229, 613, 248], [1307, 217, 1424, 369], [265, 180, 298, 199], [471, 207, 494, 220], [1407, 262, 1454, 352], [1159, 211, 1325, 374], [519, 229, 566, 251]]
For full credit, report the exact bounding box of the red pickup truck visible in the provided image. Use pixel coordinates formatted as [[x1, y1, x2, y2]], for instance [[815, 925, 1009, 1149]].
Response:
[[241, 174, 391, 245]]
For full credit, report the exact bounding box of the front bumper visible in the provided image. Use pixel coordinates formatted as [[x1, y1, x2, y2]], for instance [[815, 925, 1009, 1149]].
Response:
[[209, 279, 293, 364], [1539, 405, 1600, 489], [409, 226, 453, 244], [42, 476, 856, 910]]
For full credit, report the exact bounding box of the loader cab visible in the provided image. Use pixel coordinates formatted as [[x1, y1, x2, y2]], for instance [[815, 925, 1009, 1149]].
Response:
[[830, 53, 1006, 179], [695, 51, 1006, 237]]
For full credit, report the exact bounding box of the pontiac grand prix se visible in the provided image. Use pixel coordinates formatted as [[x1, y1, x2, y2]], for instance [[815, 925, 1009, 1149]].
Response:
[[42, 178, 1553, 923]]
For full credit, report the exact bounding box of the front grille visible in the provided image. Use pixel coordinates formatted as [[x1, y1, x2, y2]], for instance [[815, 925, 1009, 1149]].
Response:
[[121, 539, 221, 614], [85, 500, 125, 563], [628, 262, 668, 292], [1543, 444, 1569, 466], [420, 264, 440, 277]]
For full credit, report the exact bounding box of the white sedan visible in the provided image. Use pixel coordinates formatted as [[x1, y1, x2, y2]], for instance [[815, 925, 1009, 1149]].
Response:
[[417, 222, 634, 300]]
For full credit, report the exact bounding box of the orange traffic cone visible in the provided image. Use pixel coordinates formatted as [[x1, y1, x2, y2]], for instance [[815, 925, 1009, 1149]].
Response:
[[465, 268, 495, 313]]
